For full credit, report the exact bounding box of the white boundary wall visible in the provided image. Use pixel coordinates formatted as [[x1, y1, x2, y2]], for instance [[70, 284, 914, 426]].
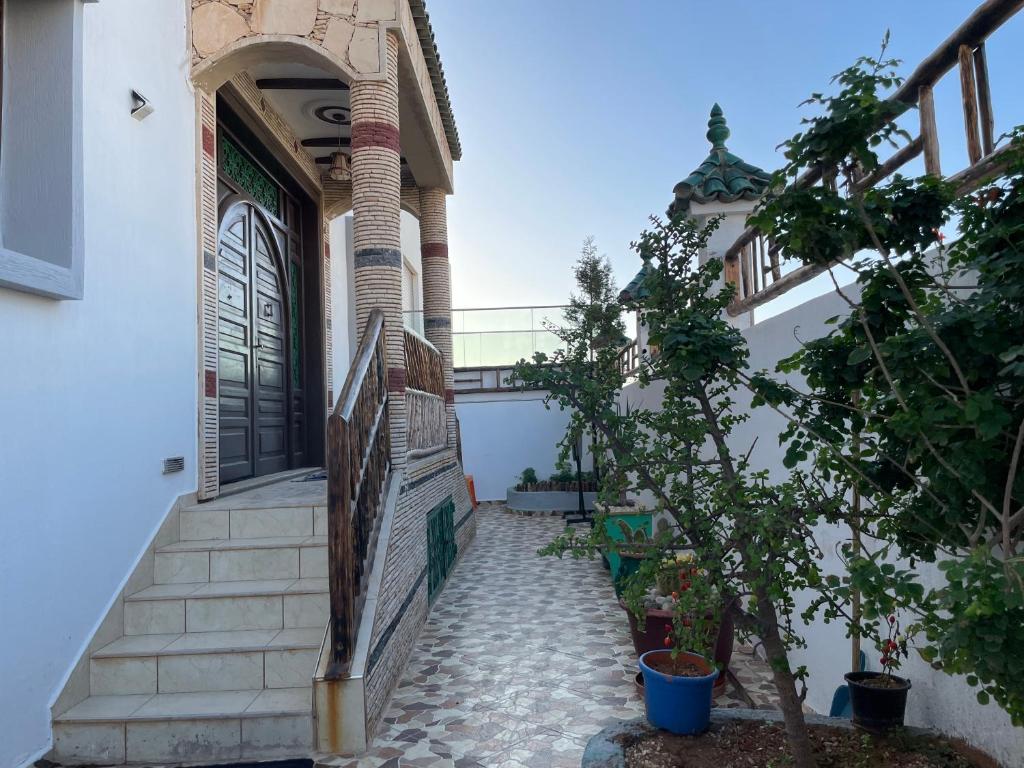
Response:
[[455, 390, 593, 501], [622, 286, 1023, 766]]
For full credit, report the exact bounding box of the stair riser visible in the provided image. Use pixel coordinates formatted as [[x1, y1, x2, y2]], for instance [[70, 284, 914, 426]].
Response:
[[124, 593, 328, 635], [52, 714, 313, 764], [90, 650, 319, 694], [179, 506, 327, 541]]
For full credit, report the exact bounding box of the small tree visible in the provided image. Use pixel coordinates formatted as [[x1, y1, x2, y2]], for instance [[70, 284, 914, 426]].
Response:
[[547, 237, 626, 486], [516, 216, 851, 768], [746, 41, 1024, 724]]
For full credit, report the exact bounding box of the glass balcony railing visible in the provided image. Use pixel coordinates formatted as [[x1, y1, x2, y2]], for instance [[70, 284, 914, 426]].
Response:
[[404, 306, 570, 368]]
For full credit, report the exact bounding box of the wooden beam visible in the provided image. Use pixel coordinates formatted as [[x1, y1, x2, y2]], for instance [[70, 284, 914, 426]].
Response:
[[950, 140, 1016, 195], [919, 86, 942, 176], [302, 137, 352, 148], [973, 43, 995, 155], [852, 136, 923, 191], [255, 77, 349, 91], [728, 261, 832, 316], [959, 43, 983, 165], [891, 0, 1024, 105], [723, 254, 741, 293]]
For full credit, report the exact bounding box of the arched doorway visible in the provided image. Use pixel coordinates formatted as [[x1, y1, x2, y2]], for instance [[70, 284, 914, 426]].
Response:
[[216, 199, 293, 482], [213, 100, 323, 485]]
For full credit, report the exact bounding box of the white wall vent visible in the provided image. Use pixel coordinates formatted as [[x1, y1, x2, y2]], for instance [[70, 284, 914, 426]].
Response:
[[162, 456, 185, 474]]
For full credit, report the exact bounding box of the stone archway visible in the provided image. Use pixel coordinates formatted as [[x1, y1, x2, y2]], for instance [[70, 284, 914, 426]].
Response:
[[190, 0, 389, 89]]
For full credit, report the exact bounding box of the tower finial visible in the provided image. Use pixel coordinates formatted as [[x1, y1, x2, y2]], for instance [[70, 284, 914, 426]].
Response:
[[706, 103, 729, 149]]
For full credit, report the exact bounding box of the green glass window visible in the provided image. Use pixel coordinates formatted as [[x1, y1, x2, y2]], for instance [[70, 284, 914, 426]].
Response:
[[290, 261, 301, 389], [427, 496, 457, 603], [219, 134, 281, 218]]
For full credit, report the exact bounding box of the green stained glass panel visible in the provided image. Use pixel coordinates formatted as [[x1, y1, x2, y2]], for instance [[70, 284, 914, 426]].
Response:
[[219, 134, 280, 218], [290, 261, 301, 389]]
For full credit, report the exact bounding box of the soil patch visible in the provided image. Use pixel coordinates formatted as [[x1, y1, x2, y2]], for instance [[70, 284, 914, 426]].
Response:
[[645, 653, 708, 678], [616, 719, 993, 767]]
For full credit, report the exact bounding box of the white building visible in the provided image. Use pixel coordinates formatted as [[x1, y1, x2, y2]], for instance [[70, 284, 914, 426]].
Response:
[[0, 1, 473, 765]]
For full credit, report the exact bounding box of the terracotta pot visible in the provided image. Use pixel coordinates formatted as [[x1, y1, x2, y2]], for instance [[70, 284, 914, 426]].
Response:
[[620, 599, 735, 687]]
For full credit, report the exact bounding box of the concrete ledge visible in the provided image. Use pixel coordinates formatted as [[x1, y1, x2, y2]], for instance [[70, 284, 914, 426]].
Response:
[[506, 486, 597, 513]]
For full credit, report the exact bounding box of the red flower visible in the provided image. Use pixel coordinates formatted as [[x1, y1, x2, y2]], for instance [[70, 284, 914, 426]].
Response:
[[880, 656, 888, 665], [681, 581, 691, 591], [671, 592, 678, 600], [888, 615, 896, 624], [664, 636, 673, 647]]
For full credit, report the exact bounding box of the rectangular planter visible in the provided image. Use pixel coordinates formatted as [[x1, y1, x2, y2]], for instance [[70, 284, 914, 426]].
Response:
[[596, 503, 652, 583], [506, 487, 597, 513]]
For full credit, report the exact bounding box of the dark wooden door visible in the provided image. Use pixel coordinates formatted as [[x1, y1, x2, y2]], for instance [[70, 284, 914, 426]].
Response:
[[218, 202, 290, 482]]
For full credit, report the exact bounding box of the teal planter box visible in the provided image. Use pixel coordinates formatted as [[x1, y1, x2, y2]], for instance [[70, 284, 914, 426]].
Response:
[[597, 503, 652, 589]]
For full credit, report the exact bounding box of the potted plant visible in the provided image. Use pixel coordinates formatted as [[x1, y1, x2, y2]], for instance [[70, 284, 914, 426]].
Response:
[[845, 614, 912, 731], [621, 553, 735, 693], [638, 604, 719, 735]]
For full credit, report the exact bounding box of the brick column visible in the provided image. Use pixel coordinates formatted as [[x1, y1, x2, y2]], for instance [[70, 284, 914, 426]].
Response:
[[351, 32, 406, 465], [419, 188, 457, 450]]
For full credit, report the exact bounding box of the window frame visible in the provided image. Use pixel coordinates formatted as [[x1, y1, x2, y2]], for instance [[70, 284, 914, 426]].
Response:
[[0, 0, 86, 300]]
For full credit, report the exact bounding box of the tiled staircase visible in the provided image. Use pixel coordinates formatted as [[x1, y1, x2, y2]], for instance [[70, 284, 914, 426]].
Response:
[[52, 499, 329, 764]]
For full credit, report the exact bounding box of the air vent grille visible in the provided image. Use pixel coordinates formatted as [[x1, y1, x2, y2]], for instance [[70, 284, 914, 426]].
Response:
[[162, 456, 185, 474]]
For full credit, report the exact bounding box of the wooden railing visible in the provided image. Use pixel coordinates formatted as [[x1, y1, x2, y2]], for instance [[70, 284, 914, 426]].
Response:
[[453, 366, 522, 393], [325, 310, 391, 678], [404, 328, 444, 396], [404, 329, 447, 455], [618, 339, 640, 379], [406, 389, 447, 454], [725, 0, 1023, 317]]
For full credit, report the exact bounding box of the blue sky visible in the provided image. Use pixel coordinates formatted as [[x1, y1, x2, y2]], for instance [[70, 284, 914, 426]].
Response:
[[427, 1, 1024, 314]]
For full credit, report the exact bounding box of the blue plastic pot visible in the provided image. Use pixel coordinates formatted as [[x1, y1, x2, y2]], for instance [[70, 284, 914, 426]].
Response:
[[639, 650, 718, 735]]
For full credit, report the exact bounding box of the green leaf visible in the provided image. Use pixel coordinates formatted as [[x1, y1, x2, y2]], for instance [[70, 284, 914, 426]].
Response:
[[846, 347, 872, 365]]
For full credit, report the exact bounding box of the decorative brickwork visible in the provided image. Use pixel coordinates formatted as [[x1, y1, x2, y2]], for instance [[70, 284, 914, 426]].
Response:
[[420, 241, 448, 260], [197, 91, 220, 499], [352, 32, 406, 466], [351, 120, 402, 153], [362, 449, 474, 737], [418, 187, 456, 449]]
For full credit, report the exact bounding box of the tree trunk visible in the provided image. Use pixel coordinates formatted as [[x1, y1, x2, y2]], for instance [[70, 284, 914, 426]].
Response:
[[754, 591, 818, 768]]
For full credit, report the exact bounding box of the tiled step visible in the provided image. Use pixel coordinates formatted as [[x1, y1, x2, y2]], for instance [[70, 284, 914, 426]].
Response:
[[53, 688, 311, 764], [89, 627, 323, 694], [123, 578, 329, 635], [154, 536, 327, 584], [179, 503, 327, 541]]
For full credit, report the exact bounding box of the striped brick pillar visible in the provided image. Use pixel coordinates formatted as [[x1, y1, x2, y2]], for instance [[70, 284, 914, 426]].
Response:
[[351, 32, 406, 466], [418, 188, 456, 449]]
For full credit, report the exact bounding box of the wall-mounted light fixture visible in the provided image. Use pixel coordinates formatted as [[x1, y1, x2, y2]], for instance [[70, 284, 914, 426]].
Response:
[[131, 90, 154, 121]]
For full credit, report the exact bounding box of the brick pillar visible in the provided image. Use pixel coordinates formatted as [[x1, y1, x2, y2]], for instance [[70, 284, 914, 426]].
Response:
[[418, 188, 456, 449], [351, 32, 406, 466]]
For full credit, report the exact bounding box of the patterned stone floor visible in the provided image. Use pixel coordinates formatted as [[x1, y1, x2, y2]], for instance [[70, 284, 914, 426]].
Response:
[[322, 504, 778, 768]]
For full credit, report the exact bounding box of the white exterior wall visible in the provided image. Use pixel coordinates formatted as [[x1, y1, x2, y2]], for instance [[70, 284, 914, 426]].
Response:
[[0, 3, 198, 767], [456, 390, 595, 501], [329, 209, 422, 399], [622, 287, 1023, 765]]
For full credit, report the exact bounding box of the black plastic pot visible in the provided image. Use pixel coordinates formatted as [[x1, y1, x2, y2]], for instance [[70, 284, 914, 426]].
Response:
[[844, 671, 911, 731]]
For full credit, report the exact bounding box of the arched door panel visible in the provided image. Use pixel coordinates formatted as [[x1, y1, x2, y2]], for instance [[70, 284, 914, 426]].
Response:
[[217, 201, 290, 483]]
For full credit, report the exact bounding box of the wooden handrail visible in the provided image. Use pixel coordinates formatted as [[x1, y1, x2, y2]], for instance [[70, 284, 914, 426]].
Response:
[[326, 310, 391, 678], [724, 0, 1023, 317]]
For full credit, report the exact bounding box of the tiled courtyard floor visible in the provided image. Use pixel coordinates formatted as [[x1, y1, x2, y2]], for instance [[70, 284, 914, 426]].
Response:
[[326, 503, 778, 767]]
